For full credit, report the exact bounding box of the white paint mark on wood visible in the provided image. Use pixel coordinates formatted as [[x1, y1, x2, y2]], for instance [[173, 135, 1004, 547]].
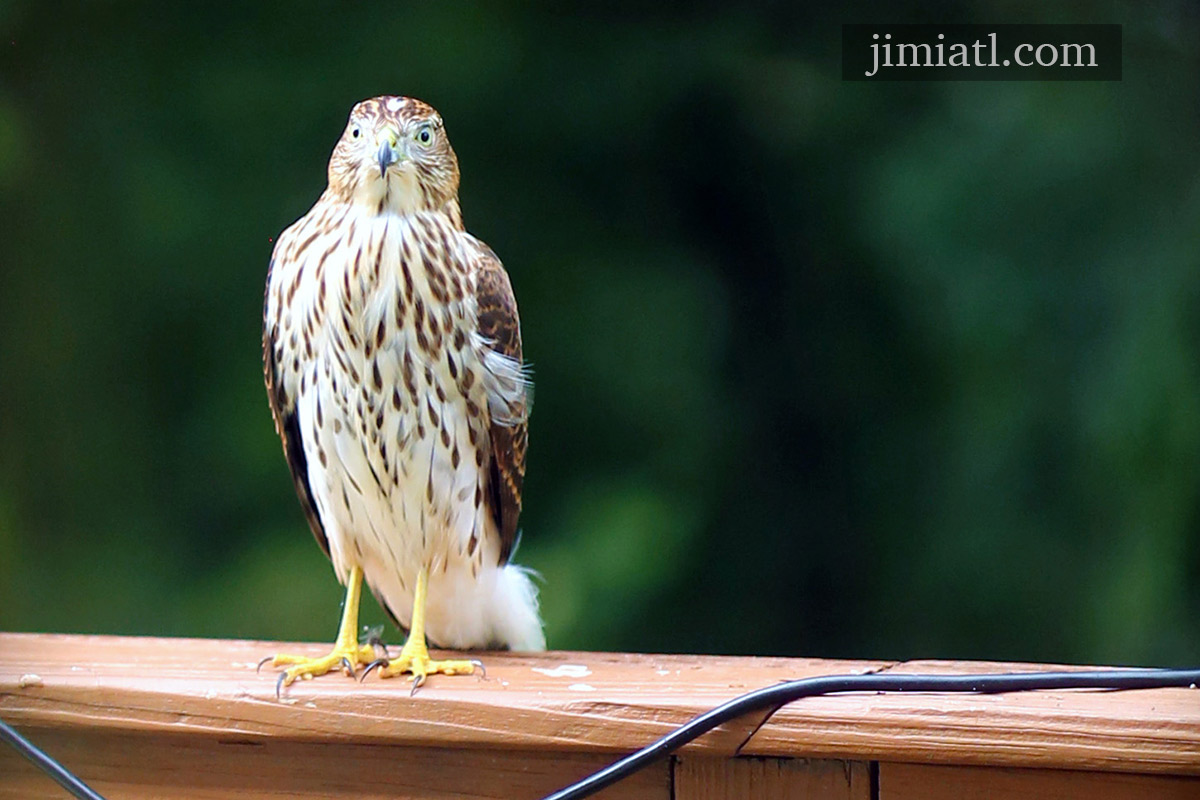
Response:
[[532, 664, 592, 679]]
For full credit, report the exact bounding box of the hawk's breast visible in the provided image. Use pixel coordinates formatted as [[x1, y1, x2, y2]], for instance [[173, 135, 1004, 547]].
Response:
[[272, 207, 503, 635]]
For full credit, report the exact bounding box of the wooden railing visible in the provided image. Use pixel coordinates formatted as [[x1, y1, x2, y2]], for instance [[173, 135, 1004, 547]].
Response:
[[1, 633, 1197, 799]]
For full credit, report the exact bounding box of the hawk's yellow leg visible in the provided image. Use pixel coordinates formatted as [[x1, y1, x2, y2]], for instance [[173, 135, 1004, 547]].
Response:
[[268, 564, 377, 688], [372, 566, 479, 689]]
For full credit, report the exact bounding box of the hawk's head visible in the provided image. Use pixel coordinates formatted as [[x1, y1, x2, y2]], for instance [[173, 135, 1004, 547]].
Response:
[[327, 96, 460, 214]]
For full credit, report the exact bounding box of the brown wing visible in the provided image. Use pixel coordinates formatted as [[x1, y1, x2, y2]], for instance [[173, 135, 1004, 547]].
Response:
[[263, 257, 330, 558], [474, 245, 528, 565]]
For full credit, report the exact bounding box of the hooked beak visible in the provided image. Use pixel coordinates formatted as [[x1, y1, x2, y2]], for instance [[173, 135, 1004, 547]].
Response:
[[376, 128, 404, 178]]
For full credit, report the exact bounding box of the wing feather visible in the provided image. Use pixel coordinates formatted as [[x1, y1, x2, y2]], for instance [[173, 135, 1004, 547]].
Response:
[[473, 244, 528, 565], [263, 257, 330, 558]]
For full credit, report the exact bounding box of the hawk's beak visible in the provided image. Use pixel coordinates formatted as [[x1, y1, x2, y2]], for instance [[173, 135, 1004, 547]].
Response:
[[377, 139, 401, 178], [376, 127, 405, 178]]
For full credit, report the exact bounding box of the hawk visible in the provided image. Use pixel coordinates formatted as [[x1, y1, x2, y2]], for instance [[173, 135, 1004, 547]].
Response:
[[262, 96, 544, 690]]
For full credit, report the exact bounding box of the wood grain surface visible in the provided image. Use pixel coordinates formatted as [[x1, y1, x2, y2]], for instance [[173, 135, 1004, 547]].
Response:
[[0, 728, 671, 800], [1, 633, 1197, 779], [879, 762, 1200, 800], [675, 757, 872, 800]]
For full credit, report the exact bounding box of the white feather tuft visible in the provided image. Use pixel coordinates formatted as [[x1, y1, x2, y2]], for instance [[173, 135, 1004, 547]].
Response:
[[395, 558, 545, 651], [474, 331, 530, 427], [487, 564, 546, 651]]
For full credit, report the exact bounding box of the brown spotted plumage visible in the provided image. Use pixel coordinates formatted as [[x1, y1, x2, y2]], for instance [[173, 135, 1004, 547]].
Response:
[[474, 246, 527, 562], [261, 96, 543, 690]]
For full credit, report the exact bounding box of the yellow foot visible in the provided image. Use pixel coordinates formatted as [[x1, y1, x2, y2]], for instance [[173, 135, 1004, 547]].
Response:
[[362, 642, 481, 694], [259, 565, 379, 697], [260, 640, 378, 696]]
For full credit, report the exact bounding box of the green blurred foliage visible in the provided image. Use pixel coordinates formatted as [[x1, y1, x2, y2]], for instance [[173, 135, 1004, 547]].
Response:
[[1, 2, 1197, 667]]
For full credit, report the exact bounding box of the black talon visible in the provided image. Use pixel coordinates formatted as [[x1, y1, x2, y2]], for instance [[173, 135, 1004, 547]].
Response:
[[275, 672, 287, 700], [341, 656, 356, 677], [410, 673, 425, 697], [256, 656, 274, 675], [360, 657, 389, 682], [471, 659, 486, 680]]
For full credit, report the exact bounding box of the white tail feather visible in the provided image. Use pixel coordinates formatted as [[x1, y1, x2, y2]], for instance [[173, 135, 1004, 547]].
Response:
[[489, 564, 546, 651]]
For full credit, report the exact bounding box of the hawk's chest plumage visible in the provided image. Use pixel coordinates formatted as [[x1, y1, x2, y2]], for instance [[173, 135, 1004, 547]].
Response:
[[265, 203, 531, 648]]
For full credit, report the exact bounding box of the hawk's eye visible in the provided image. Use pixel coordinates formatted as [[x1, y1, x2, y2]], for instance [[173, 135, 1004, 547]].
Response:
[[351, 127, 361, 139], [415, 125, 433, 146]]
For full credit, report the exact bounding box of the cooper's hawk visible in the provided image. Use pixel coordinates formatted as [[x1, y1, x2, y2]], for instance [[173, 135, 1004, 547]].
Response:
[[262, 96, 544, 690]]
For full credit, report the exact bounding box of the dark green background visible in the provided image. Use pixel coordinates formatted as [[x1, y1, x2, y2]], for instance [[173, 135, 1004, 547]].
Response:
[[2, 3, 1197, 667]]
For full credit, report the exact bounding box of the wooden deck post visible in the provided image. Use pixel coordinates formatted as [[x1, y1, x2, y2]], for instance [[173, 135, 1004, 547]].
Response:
[[1, 633, 1197, 799]]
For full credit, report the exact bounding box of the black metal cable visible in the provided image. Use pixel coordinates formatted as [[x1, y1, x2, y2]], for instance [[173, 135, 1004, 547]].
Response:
[[538, 667, 1200, 800], [0, 717, 108, 800]]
